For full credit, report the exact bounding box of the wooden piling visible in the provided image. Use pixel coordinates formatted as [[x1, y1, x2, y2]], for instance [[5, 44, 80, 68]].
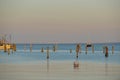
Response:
[[41, 47, 44, 53], [13, 44, 16, 51], [24, 44, 26, 52], [92, 44, 94, 53], [76, 44, 80, 58], [105, 46, 108, 58], [53, 45, 55, 52], [85, 44, 87, 54], [53, 44, 57, 52], [30, 44, 32, 52], [70, 49, 72, 53], [112, 46, 114, 54], [46, 47, 49, 59]]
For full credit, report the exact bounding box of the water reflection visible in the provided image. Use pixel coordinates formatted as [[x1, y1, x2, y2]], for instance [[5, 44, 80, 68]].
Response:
[[73, 58, 79, 70], [8, 52, 10, 55], [47, 59, 49, 72], [105, 58, 108, 76], [7, 49, 10, 55]]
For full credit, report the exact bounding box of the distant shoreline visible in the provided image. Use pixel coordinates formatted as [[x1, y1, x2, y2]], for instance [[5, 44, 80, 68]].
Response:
[[14, 42, 120, 45]]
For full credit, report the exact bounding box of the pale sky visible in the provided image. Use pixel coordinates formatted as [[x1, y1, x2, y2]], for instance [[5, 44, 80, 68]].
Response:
[[0, 0, 120, 43]]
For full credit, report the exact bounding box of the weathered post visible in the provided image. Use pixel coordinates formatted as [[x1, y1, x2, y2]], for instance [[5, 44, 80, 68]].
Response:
[[46, 47, 49, 59], [30, 44, 32, 53], [105, 46, 108, 58], [70, 49, 72, 53], [53, 45, 55, 52], [76, 44, 80, 58], [13, 44, 16, 51], [112, 46, 114, 54], [92, 44, 94, 53], [24, 44, 26, 52], [85, 44, 87, 54], [41, 47, 44, 53], [53, 44, 57, 52]]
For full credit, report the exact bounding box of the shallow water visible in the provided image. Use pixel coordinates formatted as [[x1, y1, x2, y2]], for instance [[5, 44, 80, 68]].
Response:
[[0, 43, 120, 80], [0, 43, 120, 64]]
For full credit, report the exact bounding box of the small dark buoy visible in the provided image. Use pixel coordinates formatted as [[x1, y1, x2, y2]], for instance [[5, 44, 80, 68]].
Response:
[[85, 43, 94, 54]]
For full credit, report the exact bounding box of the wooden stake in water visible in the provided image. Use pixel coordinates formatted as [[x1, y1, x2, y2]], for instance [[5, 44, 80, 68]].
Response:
[[30, 44, 32, 53], [85, 44, 88, 54], [11, 44, 13, 51], [13, 44, 16, 51], [92, 44, 94, 53], [53, 45, 55, 52], [24, 44, 26, 52], [105, 46, 108, 58], [112, 46, 114, 54], [8, 49, 10, 55], [79, 45, 81, 53], [76, 44, 80, 58], [53, 44, 57, 52], [41, 47, 44, 53], [70, 49, 72, 53], [47, 47, 49, 59]]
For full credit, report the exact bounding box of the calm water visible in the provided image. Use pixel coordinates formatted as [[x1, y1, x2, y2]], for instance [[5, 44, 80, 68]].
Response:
[[0, 43, 120, 64]]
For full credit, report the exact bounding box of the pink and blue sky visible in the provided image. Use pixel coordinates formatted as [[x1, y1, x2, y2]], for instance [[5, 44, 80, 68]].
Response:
[[0, 0, 120, 43]]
